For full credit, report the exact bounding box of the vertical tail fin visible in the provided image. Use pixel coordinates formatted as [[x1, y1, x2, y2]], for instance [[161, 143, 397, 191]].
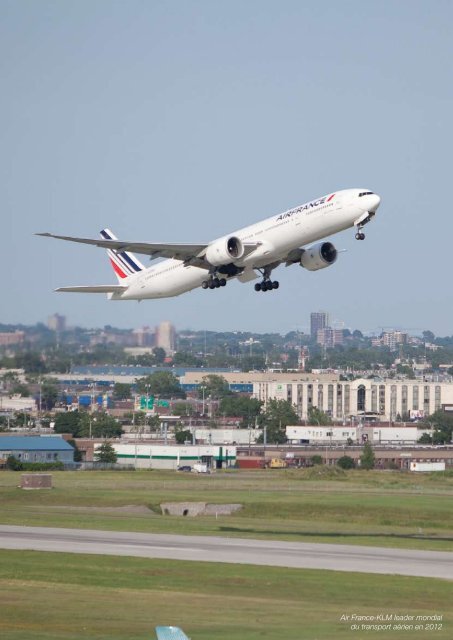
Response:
[[100, 228, 146, 282]]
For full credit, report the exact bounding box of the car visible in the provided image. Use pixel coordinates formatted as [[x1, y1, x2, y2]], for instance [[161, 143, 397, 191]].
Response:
[[177, 465, 192, 472]]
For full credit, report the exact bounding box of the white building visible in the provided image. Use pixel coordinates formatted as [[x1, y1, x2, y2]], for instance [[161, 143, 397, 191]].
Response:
[[254, 377, 453, 422], [286, 424, 429, 445], [103, 443, 236, 470]]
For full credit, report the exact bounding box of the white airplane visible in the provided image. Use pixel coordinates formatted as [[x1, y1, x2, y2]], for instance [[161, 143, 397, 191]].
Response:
[[37, 188, 380, 300]]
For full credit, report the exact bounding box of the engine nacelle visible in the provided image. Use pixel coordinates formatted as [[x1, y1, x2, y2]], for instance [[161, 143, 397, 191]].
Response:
[[300, 242, 337, 271], [205, 236, 244, 266]]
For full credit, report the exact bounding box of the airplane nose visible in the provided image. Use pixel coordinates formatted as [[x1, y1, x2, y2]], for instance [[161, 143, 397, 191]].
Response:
[[368, 194, 381, 212]]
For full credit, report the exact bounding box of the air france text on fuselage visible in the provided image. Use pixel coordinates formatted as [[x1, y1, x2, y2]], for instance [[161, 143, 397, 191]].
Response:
[[276, 194, 335, 221]]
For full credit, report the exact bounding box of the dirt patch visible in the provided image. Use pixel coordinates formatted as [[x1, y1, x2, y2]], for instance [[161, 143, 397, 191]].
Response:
[[47, 505, 156, 516]]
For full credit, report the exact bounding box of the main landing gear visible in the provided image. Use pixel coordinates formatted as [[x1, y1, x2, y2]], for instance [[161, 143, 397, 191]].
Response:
[[254, 280, 279, 292], [201, 276, 227, 290]]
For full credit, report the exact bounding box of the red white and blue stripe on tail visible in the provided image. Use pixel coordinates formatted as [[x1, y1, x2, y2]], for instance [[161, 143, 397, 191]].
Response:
[[100, 228, 145, 281]]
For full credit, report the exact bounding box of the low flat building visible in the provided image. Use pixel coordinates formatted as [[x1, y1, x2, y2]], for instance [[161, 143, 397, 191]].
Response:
[[286, 424, 429, 445], [102, 443, 236, 470], [0, 435, 75, 464]]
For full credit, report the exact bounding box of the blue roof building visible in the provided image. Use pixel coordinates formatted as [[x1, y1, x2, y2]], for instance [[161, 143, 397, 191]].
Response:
[[0, 436, 74, 464]]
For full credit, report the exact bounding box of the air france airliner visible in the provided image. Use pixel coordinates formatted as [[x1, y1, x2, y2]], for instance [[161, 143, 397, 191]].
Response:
[[37, 188, 380, 300]]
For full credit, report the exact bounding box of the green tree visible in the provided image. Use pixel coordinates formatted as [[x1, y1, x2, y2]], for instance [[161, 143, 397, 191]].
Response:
[[153, 347, 166, 364], [257, 399, 299, 444], [136, 371, 185, 398], [308, 406, 333, 426], [174, 428, 193, 444], [94, 441, 117, 463], [172, 402, 194, 416], [83, 413, 122, 438], [54, 411, 83, 436], [360, 442, 375, 470], [422, 410, 453, 444], [12, 382, 30, 397], [337, 455, 355, 469], [218, 396, 263, 426], [198, 374, 231, 400], [40, 377, 59, 410], [311, 455, 323, 465], [112, 383, 132, 400], [67, 438, 83, 462]]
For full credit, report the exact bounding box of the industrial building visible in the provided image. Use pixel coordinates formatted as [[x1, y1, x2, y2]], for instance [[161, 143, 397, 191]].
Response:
[[101, 443, 236, 470], [0, 435, 75, 464]]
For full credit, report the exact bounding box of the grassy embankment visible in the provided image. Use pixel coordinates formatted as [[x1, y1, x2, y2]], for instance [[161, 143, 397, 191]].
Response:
[[0, 549, 452, 640], [1, 468, 453, 550]]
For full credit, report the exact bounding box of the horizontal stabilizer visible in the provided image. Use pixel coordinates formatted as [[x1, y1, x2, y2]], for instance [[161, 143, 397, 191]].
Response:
[[55, 285, 128, 293], [155, 627, 190, 640]]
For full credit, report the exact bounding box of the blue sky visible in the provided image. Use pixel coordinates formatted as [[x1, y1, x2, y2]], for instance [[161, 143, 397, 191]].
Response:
[[2, 0, 452, 334]]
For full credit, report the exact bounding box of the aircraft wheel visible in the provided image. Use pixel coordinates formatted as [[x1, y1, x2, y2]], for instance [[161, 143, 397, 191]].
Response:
[[202, 281, 208, 289], [254, 283, 262, 292], [360, 232, 365, 240], [272, 281, 279, 289], [213, 278, 220, 288], [208, 280, 215, 289], [219, 278, 227, 286]]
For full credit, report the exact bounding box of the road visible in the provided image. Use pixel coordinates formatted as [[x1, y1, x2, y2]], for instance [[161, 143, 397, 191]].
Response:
[[0, 525, 451, 579]]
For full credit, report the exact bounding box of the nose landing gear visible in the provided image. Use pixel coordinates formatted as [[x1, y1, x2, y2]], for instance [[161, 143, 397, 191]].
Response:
[[355, 231, 365, 240]]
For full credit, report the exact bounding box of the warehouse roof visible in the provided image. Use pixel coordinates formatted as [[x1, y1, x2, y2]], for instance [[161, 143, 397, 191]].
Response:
[[0, 436, 74, 451]]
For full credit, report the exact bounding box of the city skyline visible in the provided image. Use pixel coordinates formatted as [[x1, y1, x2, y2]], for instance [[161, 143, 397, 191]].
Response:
[[3, 2, 453, 334]]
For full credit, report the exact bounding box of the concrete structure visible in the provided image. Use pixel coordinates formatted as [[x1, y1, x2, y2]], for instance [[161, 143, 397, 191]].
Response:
[[254, 377, 453, 422], [21, 474, 53, 489], [0, 436, 74, 464], [101, 443, 236, 470]]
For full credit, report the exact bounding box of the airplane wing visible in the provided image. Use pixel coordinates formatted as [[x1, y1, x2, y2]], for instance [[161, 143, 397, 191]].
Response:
[[155, 627, 190, 640], [36, 232, 208, 262], [37, 232, 260, 266], [55, 285, 128, 293]]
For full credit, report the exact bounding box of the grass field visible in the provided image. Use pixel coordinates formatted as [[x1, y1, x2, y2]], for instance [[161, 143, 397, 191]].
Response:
[[0, 550, 452, 640], [0, 468, 453, 550], [1, 469, 452, 639]]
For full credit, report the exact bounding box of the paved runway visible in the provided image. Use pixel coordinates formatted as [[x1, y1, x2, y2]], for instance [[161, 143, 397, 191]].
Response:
[[0, 525, 451, 579]]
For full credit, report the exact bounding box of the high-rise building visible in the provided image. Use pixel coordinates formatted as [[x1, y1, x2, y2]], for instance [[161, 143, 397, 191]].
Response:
[[155, 321, 176, 355], [47, 313, 66, 332], [317, 328, 344, 348], [310, 311, 329, 338]]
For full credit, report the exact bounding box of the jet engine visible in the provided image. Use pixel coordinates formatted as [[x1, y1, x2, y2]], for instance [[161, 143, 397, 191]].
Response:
[[205, 236, 244, 266], [300, 242, 337, 271]]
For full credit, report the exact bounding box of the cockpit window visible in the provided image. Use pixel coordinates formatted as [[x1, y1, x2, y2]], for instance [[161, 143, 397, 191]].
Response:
[[359, 191, 374, 197]]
